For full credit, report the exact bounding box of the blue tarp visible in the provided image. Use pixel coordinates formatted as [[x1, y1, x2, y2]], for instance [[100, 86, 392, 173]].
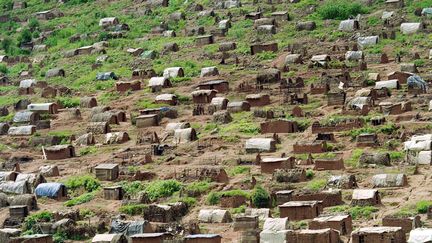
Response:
[[407, 75, 428, 92], [35, 183, 64, 198]]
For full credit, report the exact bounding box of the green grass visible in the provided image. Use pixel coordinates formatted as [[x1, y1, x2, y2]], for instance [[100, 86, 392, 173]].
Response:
[[185, 181, 212, 196], [328, 205, 379, 220], [78, 146, 98, 156], [228, 166, 250, 176], [416, 200, 432, 213], [317, 0, 368, 20], [119, 181, 146, 197], [219, 112, 260, 135], [63, 174, 101, 195], [64, 192, 96, 207], [305, 178, 327, 191], [207, 189, 251, 205], [346, 149, 363, 167], [144, 179, 182, 201], [119, 204, 148, 215]]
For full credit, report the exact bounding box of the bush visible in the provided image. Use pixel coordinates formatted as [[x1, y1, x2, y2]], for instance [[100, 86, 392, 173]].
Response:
[[185, 181, 211, 196], [144, 180, 182, 201], [305, 169, 314, 179], [329, 205, 378, 220], [207, 191, 221, 205], [28, 18, 40, 30], [317, 1, 368, 20], [24, 211, 53, 232], [207, 190, 251, 205], [18, 29, 32, 45], [251, 186, 270, 208], [120, 181, 146, 197], [228, 166, 250, 176], [0, 64, 8, 74], [57, 97, 80, 108], [306, 179, 326, 191], [416, 200, 432, 213], [63, 175, 101, 193]]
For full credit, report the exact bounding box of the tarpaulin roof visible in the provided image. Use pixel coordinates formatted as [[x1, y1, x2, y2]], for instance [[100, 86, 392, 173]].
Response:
[[35, 183, 64, 198], [408, 228, 432, 243]]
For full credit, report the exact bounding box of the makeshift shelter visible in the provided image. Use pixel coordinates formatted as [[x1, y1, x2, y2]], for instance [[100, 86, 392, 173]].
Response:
[[92, 233, 127, 243], [408, 75, 427, 93], [358, 36, 379, 47], [19, 79, 37, 88], [39, 165, 60, 177], [256, 68, 281, 84], [46, 68, 65, 78], [351, 189, 381, 206], [104, 186, 123, 200], [227, 101, 251, 113], [8, 194, 37, 210], [260, 217, 290, 243], [35, 183, 67, 200], [198, 209, 232, 223], [13, 111, 39, 124], [0, 172, 16, 182], [148, 77, 172, 92], [136, 114, 159, 128], [375, 80, 400, 90], [200, 66, 219, 77], [155, 94, 178, 105], [279, 201, 322, 220], [105, 132, 130, 144], [44, 145, 75, 160], [0, 122, 10, 135], [294, 229, 341, 243], [99, 17, 119, 27], [285, 54, 302, 64], [273, 168, 306, 183], [92, 112, 118, 125], [191, 90, 218, 104], [400, 23, 424, 35], [296, 21, 316, 31], [129, 233, 171, 242], [15, 173, 46, 190], [213, 110, 232, 124], [309, 214, 352, 235], [310, 55, 330, 68], [173, 128, 197, 144], [110, 219, 150, 236], [345, 51, 364, 61], [244, 208, 271, 220], [184, 234, 222, 243], [8, 125, 36, 136], [245, 138, 276, 153], [197, 80, 229, 93], [75, 133, 96, 146], [96, 72, 118, 80], [372, 174, 407, 187], [351, 227, 405, 243], [162, 67, 184, 79], [408, 228, 432, 243], [245, 94, 270, 107], [27, 103, 58, 114], [339, 19, 359, 31], [359, 152, 391, 166], [210, 97, 229, 111], [165, 122, 190, 135], [80, 97, 98, 108], [260, 153, 295, 171], [95, 163, 119, 181], [383, 215, 420, 234], [260, 120, 298, 134], [0, 180, 30, 194]]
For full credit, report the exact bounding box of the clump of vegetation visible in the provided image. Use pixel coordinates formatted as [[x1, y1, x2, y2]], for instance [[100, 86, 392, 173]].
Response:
[[346, 149, 363, 167], [57, 97, 80, 108], [305, 169, 314, 179], [228, 166, 250, 176], [207, 189, 251, 205], [79, 146, 98, 156], [416, 200, 432, 213], [329, 205, 378, 219], [317, 1, 368, 20], [63, 175, 101, 194], [305, 178, 327, 191], [119, 204, 148, 215], [64, 192, 95, 207], [144, 180, 182, 201], [251, 186, 270, 208], [120, 181, 146, 197], [23, 211, 53, 234], [185, 181, 212, 196]]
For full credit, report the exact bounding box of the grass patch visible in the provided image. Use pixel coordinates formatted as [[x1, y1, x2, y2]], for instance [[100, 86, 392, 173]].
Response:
[[228, 166, 250, 176], [305, 178, 326, 191], [63, 174, 101, 195], [78, 146, 98, 156], [64, 192, 96, 207], [144, 179, 182, 201], [317, 0, 368, 20], [207, 189, 251, 205], [119, 204, 148, 215], [328, 205, 379, 220], [346, 149, 363, 167], [185, 181, 212, 196]]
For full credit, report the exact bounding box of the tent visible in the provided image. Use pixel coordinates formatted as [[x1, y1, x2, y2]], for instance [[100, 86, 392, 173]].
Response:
[[245, 138, 276, 153], [358, 36, 379, 47], [0, 180, 30, 194], [400, 23, 423, 35], [198, 209, 232, 223]]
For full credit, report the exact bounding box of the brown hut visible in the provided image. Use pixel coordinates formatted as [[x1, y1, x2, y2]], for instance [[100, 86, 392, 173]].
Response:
[[245, 94, 270, 107], [103, 186, 124, 200], [87, 122, 110, 134], [351, 227, 405, 243], [136, 114, 159, 128], [44, 145, 75, 160], [351, 189, 381, 206], [279, 201, 322, 220], [197, 80, 229, 93], [80, 97, 98, 108], [260, 157, 295, 174], [191, 90, 217, 104], [309, 214, 353, 235], [185, 234, 222, 243]]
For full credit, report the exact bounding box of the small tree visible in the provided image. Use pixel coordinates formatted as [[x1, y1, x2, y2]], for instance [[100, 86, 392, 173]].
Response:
[[251, 186, 270, 208], [18, 28, 32, 45]]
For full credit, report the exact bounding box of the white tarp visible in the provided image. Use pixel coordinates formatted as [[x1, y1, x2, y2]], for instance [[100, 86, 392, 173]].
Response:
[[163, 67, 182, 79], [263, 218, 289, 231], [358, 36, 379, 48], [245, 138, 275, 152], [408, 228, 432, 243], [418, 151, 432, 165], [352, 189, 377, 200], [401, 23, 422, 35], [345, 51, 363, 61], [375, 79, 399, 89], [260, 230, 291, 243], [198, 209, 231, 223], [372, 174, 406, 187], [244, 208, 270, 220], [339, 19, 358, 31], [166, 122, 190, 135]]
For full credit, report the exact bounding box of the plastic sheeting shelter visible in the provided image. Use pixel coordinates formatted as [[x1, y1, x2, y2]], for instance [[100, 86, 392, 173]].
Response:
[[408, 228, 432, 243], [375, 79, 399, 89], [408, 75, 427, 92], [96, 72, 118, 81], [245, 138, 276, 153], [35, 182, 66, 199], [0, 180, 30, 194], [110, 219, 148, 236], [358, 36, 379, 47], [400, 23, 423, 35], [198, 209, 232, 223], [372, 174, 407, 187]]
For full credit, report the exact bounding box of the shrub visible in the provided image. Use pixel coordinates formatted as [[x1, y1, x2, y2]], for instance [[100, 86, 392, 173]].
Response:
[[317, 1, 368, 20], [185, 181, 211, 195], [120, 181, 146, 197], [207, 190, 251, 205], [0, 64, 7, 74], [305, 178, 326, 191], [231, 205, 246, 214], [329, 205, 378, 220], [23, 211, 53, 232], [416, 200, 432, 213], [63, 175, 101, 193], [79, 146, 97, 156], [251, 186, 270, 208], [57, 97, 80, 108], [28, 18, 40, 30], [305, 169, 314, 179], [144, 180, 182, 201], [18, 28, 32, 45]]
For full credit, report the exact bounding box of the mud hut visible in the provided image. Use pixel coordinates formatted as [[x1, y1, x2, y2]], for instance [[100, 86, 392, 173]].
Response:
[[279, 201, 322, 220], [87, 122, 110, 134], [0, 122, 10, 135], [39, 165, 60, 177], [359, 152, 391, 166], [213, 110, 232, 124], [327, 175, 357, 189], [163, 67, 184, 79], [8, 194, 37, 210], [80, 97, 98, 108], [245, 94, 270, 107], [136, 114, 159, 128], [309, 214, 352, 235], [260, 157, 295, 174], [197, 80, 229, 93], [148, 77, 172, 92], [75, 133, 96, 146], [44, 145, 75, 160], [191, 90, 218, 104], [155, 94, 178, 105], [351, 189, 381, 206], [351, 227, 405, 243]]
